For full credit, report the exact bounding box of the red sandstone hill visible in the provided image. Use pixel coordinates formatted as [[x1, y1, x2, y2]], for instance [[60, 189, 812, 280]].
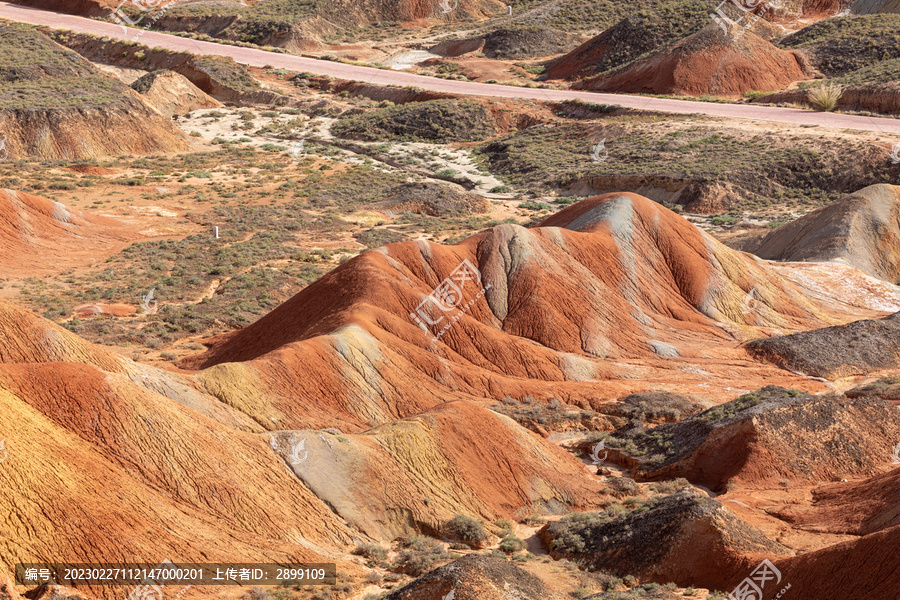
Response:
[[0, 23, 194, 160], [0, 359, 362, 600], [601, 386, 900, 491], [803, 0, 853, 15], [771, 524, 900, 599], [179, 192, 894, 433], [0, 189, 133, 277], [574, 24, 814, 97], [270, 401, 606, 540], [300, 0, 506, 25], [5, 189, 900, 597], [386, 555, 563, 600], [542, 488, 792, 590], [544, 10, 712, 82], [0, 298, 605, 596]]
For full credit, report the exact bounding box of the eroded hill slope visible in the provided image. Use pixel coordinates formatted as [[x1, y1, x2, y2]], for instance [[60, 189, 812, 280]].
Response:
[[0, 23, 192, 160]]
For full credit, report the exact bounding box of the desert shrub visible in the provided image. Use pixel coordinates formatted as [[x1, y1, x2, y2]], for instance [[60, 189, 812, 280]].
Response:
[[331, 99, 496, 143], [353, 542, 387, 565], [648, 478, 690, 495], [808, 84, 842, 112], [49, 181, 77, 190], [604, 477, 639, 498], [445, 514, 489, 546], [495, 519, 514, 537], [550, 512, 607, 553], [392, 535, 450, 576], [499, 536, 526, 553]]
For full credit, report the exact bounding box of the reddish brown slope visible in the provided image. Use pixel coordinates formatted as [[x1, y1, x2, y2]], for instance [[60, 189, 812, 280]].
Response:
[[190, 192, 832, 368], [0, 300, 607, 590], [575, 24, 812, 97], [271, 401, 606, 540], [0, 24, 194, 160], [772, 525, 900, 599], [802, 0, 853, 15], [0, 189, 133, 277], [601, 386, 900, 491], [773, 468, 900, 535], [736, 184, 900, 284], [317, 0, 506, 25], [0, 298, 261, 430], [0, 361, 362, 600]]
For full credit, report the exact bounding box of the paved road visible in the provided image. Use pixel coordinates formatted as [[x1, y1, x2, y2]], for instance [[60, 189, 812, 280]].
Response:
[[2, 2, 899, 135]]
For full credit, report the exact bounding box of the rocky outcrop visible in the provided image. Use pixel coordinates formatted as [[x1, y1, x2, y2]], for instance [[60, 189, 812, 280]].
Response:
[[601, 386, 900, 488], [541, 489, 791, 588], [751, 84, 900, 115], [12, 0, 114, 16], [736, 185, 900, 282], [745, 312, 900, 378], [130, 70, 223, 117], [576, 24, 813, 97], [379, 182, 490, 216], [0, 23, 192, 160], [851, 0, 900, 13], [386, 555, 562, 600], [545, 11, 710, 81], [47, 31, 293, 107], [316, 0, 506, 26]]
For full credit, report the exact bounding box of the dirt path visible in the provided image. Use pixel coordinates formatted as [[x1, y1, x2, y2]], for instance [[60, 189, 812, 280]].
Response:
[[2, 2, 900, 135]]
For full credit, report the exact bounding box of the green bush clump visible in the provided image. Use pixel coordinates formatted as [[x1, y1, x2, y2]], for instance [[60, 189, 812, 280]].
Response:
[[499, 536, 526, 554], [392, 535, 450, 576], [331, 99, 497, 144], [445, 514, 489, 547]]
